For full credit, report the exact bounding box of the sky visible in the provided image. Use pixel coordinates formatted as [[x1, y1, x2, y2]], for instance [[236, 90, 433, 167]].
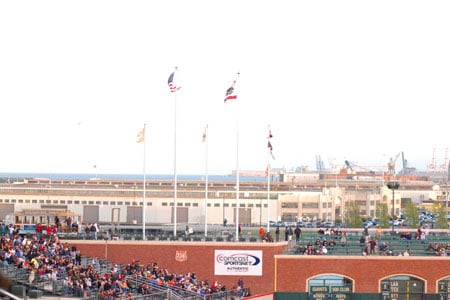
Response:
[[1, 1, 449, 176]]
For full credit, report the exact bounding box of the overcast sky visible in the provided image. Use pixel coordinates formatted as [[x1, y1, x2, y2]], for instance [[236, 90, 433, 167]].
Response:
[[1, 1, 449, 175]]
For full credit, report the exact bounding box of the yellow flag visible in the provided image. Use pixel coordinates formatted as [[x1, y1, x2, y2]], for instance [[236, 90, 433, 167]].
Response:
[[136, 128, 145, 143]]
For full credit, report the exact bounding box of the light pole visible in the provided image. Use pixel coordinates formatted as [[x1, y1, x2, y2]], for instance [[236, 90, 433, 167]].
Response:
[[387, 181, 400, 233]]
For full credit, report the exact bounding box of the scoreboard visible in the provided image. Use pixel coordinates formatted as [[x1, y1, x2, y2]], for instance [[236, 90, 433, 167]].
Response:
[[381, 279, 423, 300], [309, 286, 351, 300]]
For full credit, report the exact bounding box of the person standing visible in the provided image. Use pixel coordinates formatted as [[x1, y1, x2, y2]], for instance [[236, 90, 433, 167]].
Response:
[[294, 225, 302, 243], [275, 226, 280, 242], [259, 227, 265, 241], [284, 226, 289, 241]]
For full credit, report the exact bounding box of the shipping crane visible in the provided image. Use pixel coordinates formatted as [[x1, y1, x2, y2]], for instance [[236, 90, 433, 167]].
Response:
[[316, 155, 325, 172], [399, 152, 416, 175], [387, 152, 402, 175]]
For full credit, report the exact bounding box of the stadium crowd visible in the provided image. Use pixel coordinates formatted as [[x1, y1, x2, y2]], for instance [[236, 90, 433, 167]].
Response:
[[0, 223, 248, 299]]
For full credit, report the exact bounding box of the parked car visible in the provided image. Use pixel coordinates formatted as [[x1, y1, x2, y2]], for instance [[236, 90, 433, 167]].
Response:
[[323, 221, 334, 228], [269, 221, 285, 227], [362, 220, 374, 228]]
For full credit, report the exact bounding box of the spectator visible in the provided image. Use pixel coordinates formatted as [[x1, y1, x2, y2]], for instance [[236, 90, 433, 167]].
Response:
[[275, 226, 280, 242], [258, 227, 265, 241], [369, 237, 377, 255], [294, 225, 302, 242]]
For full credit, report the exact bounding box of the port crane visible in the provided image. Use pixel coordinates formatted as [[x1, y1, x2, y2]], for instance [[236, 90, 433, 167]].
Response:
[[399, 152, 416, 175], [387, 152, 402, 175], [388, 151, 416, 175]]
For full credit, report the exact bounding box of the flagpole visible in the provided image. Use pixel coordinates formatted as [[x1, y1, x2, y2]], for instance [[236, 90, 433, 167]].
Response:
[[142, 124, 147, 240], [235, 72, 240, 242], [167, 67, 181, 237], [204, 124, 209, 237], [173, 89, 178, 237], [267, 125, 271, 234]]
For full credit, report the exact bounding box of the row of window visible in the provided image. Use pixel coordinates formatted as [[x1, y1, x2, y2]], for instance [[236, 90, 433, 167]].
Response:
[[0, 198, 268, 208], [0, 188, 274, 199]]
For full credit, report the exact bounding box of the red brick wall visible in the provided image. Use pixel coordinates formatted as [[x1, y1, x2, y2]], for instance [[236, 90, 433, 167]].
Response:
[[67, 240, 286, 295], [66, 240, 450, 295], [275, 255, 450, 293]]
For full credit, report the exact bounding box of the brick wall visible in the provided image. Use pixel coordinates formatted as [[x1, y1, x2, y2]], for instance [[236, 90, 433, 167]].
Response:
[[275, 255, 450, 293], [66, 240, 450, 295], [67, 240, 287, 295]]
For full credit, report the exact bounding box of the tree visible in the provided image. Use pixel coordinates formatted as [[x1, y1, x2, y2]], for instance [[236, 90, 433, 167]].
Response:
[[433, 203, 448, 229], [376, 202, 390, 228], [404, 199, 419, 228], [345, 201, 362, 228]]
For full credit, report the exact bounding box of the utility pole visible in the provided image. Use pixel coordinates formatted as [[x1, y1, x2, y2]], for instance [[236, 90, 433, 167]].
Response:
[[387, 181, 400, 234]]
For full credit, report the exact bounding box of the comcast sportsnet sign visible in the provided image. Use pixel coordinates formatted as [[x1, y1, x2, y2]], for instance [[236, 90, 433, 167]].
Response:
[[214, 250, 262, 276]]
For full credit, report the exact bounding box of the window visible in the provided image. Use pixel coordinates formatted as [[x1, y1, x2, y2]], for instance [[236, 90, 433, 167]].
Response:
[[302, 203, 318, 209], [282, 202, 298, 209]]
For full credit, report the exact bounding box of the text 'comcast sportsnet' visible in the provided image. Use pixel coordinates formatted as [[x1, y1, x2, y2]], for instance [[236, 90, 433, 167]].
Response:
[[214, 250, 262, 276]]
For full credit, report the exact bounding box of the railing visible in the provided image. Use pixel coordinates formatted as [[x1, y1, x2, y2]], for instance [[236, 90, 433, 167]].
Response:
[[289, 230, 450, 256], [0, 288, 22, 300], [2, 259, 250, 300], [126, 274, 249, 300]]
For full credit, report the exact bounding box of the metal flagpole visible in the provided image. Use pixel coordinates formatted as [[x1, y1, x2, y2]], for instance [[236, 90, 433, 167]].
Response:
[[168, 67, 181, 237], [224, 73, 240, 241], [203, 124, 209, 237], [266, 125, 271, 234], [235, 73, 240, 242], [173, 90, 178, 237], [142, 124, 147, 240]]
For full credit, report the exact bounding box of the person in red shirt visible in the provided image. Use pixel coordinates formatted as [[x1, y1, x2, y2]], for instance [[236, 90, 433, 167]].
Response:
[[259, 227, 265, 241], [46, 225, 52, 236], [35, 223, 42, 240]]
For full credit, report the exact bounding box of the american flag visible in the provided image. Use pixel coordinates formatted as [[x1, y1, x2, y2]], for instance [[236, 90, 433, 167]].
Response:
[[267, 129, 275, 159], [224, 80, 237, 102], [202, 126, 207, 142], [168, 71, 181, 93]]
